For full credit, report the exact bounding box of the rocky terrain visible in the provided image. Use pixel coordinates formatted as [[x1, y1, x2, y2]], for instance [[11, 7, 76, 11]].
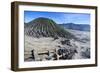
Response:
[[24, 17, 90, 61]]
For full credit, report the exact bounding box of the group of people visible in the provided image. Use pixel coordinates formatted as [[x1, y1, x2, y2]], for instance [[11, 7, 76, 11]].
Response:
[[57, 46, 77, 60]]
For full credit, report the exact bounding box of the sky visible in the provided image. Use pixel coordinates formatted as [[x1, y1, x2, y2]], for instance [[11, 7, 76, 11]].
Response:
[[24, 11, 90, 25]]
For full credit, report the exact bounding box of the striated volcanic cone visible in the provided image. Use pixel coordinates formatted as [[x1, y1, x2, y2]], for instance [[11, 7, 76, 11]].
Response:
[[25, 17, 76, 39]]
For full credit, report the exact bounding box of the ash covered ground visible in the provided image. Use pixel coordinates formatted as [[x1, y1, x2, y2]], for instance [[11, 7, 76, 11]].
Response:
[[24, 17, 90, 61]]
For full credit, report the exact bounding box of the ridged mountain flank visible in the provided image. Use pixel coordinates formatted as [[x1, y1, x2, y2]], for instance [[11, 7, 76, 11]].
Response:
[[25, 17, 75, 39]]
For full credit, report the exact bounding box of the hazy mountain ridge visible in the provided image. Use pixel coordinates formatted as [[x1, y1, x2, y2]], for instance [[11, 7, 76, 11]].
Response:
[[59, 23, 90, 31]]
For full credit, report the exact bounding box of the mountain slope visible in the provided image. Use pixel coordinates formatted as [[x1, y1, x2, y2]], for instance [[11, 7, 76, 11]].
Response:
[[24, 17, 76, 39], [59, 23, 90, 31]]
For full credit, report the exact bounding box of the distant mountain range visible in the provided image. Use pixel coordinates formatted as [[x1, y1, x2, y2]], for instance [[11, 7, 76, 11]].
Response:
[[59, 23, 90, 31]]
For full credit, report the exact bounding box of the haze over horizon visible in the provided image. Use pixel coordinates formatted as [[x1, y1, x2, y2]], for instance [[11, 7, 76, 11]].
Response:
[[24, 11, 90, 25]]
